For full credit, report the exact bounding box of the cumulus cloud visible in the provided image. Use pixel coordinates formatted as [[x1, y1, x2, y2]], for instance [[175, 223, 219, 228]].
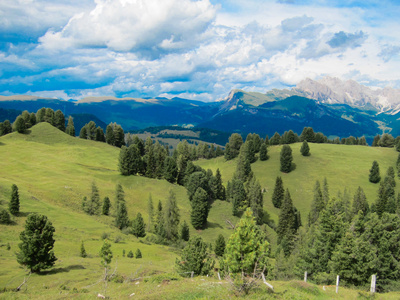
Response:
[[327, 31, 367, 49], [39, 0, 216, 56]]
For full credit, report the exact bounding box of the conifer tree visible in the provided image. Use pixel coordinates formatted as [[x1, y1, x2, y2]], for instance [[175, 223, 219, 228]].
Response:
[[259, 143, 268, 161], [280, 145, 293, 173], [127, 250, 133, 258], [164, 190, 180, 241], [351, 186, 369, 217], [369, 160, 381, 183], [17, 213, 57, 273], [214, 234, 226, 257], [105, 124, 115, 145], [272, 176, 284, 208], [135, 248, 142, 258], [300, 140, 310, 156], [228, 133, 243, 159], [9, 184, 20, 215], [83, 182, 101, 215], [322, 177, 330, 204], [191, 187, 209, 229], [224, 143, 232, 160], [276, 189, 296, 256], [102, 196, 111, 216], [163, 156, 178, 183], [132, 212, 146, 238], [115, 201, 129, 230], [113, 125, 125, 148], [155, 200, 165, 237], [65, 116, 75, 136], [147, 194, 154, 233], [229, 176, 247, 216], [54, 110, 65, 131], [0, 208, 11, 224], [308, 180, 325, 225], [270, 132, 281, 145], [215, 168, 226, 200], [80, 241, 87, 258], [180, 220, 190, 241], [79, 126, 87, 139], [13, 116, 26, 133], [176, 236, 214, 276], [247, 176, 264, 225], [95, 126, 105, 142], [99, 240, 113, 268], [235, 144, 252, 182]]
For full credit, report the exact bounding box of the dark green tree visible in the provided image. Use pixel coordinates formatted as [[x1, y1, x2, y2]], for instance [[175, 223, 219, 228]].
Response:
[[259, 143, 268, 161], [9, 184, 20, 215], [270, 132, 281, 145], [127, 250, 133, 258], [95, 126, 105, 142], [175, 236, 214, 276], [99, 240, 113, 268], [105, 124, 115, 145], [229, 176, 247, 217], [163, 156, 178, 183], [180, 220, 190, 241], [272, 176, 284, 208], [191, 187, 209, 229], [102, 196, 111, 216], [276, 189, 297, 256], [44, 108, 55, 125], [247, 176, 263, 225], [36, 108, 46, 123], [147, 194, 154, 233], [280, 145, 293, 173], [235, 144, 251, 181], [300, 140, 310, 156], [132, 212, 146, 238], [118, 145, 142, 175], [164, 190, 180, 241], [351, 186, 369, 217], [80, 241, 87, 258], [308, 180, 325, 225], [114, 124, 125, 148], [155, 200, 166, 237], [135, 248, 142, 258], [228, 133, 243, 159], [214, 234, 226, 257], [65, 116, 75, 136], [0, 208, 11, 224], [115, 201, 129, 230], [54, 110, 65, 131], [214, 168, 226, 200], [224, 143, 232, 160], [83, 182, 101, 215], [13, 116, 26, 133], [369, 160, 381, 183], [300, 127, 316, 142], [17, 213, 57, 273], [79, 126, 87, 139]]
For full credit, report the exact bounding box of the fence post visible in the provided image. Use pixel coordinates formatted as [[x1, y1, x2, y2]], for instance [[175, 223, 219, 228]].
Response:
[[304, 271, 307, 282], [217, 272, 221, 280], [191, 271, 194, 278], [336, 275, 340, 294], [370, 275, 376, 293]]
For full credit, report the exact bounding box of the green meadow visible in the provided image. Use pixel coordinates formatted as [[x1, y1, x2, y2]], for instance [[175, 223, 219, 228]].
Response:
[[0, 122, 399, 299]]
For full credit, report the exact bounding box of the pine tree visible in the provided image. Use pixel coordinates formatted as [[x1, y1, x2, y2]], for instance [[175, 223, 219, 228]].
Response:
[[235, 144, 251, 181], [276, 189, 296, 255], [191, 187, 209, 229], [99, 240, 113, 268], [180, 220, 190, 241], [115, 201, 129, 230], [54, 110, 65, 131], [147, 194, 154, 233], [95, 126, 105, 142], [17, 213, 57, 273], [272, 176, 284, 208], [175, 236, 214, 276], [214, 234, 226, 257], [228, 176, 247, 217], [9, 184, 20, 215], [113, 125, 125, 148], [127, 250, 133, 258], [163, 156, 178, 183], [300, 127, 316, 142], [351, 186, 369, 217], [79, 126, 87, 139], [369, 160, 381, 183], [13, 116, 26, 133], [80, 241, 87, 258], [105, 124, 115, 145], [228, 133, 243, 159], [259, 143, 268, 161], [224, 208, 269, 291], [215, 168, 226, 200], [65, 116, 75, 136], [164, 190, 180, 240], [247, 176, 264, 225], [83, 182, 101, 215], [322, 177, 330, 205], [132, 212, 146, 238], [300, 140, 310, 156], [0, 208, 11, 224], [224, 143, 232, 160], [308, 180, 325, 225], [270, 132, 281, 145], [135, 248, 142, 258], [102, 196, 111, 216], [155, 200, 166, 237], [280, 145, 293, 173]]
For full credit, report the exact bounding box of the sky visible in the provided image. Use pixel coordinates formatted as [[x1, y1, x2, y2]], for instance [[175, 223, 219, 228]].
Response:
[[1, 0, 400, 101]]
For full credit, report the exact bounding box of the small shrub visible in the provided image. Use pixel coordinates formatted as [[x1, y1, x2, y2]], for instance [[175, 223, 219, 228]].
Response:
[[0, 209, 11, 225], [135, 248, 142, 258], [114, 235, 123, 243], [127, 250, 134, 258], [112, 274, 125, 283], [6, 243, 11, 251], [101, 232, 110, 240], [122, 249, 125, 257]]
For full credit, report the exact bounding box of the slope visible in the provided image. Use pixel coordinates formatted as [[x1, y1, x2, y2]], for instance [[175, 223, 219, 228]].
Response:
[[196, 142, 399, 226]]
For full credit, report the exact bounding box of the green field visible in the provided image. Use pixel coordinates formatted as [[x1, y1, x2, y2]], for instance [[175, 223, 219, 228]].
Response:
[[0, 123, 399, 299]]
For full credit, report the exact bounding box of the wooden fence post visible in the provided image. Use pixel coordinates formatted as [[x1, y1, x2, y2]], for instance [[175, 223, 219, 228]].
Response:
[[370, 275, 376, 293], [336, 275, 339, 294], [191, 271, 194, 278], [304, 271, 307, 282]]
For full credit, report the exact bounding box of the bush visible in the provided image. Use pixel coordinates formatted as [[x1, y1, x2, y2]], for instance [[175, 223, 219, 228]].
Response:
[[127, 250, 134, 258], [101, 232, 110, 240], [0, 208, 11, 224]]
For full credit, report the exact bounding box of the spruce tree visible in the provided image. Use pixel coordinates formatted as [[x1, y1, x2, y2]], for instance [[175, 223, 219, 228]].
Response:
[[180, 220, 190, 241], [99, 240, 113, 268], [280, 145, 293, 173], [0, 208, 11, 224], [175, 236, 214, 276], [247, 176, 264, 225], [17, 213, 57, 273], [229, 176, 247, 216], [132, 212, 146, 238], [95, 126, 105, 142], [215, 168, 226, 200], [65, 116, 75, 136], [127, 250, 133, 258], [105, 124, 115, 145], [322, 177, 330, 204], [155, 200, 166, 237], [115, 201, 129, 230], [276, 189, 296, 255], [102, 196, 111, 216], [135, 248, 142, 258], [13, 116, 26, 133], [351, 186, 369, 217], [369, 160, 381, 183], [80, 241, 87, 258], [79, 126, 87, 139], [147, 194, 154, 233], [235, 144, 251, 181], [214, 234, 226, 257], [54, 110, 65, 131], [191, 187, 209, 229], [164, 190, 180, 241], [300, 140, 310, 156], [163, 156, 178, 183], [83, 182, 101, 215], [9, 184, 20, 215], [259, 143, 268, 161], [224, 143, 232, 160], [308, 180, 325, 225], [272, 176, 284, 208]]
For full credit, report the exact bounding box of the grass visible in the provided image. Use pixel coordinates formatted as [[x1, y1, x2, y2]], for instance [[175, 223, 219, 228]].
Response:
[[0, 123, 400, 298]]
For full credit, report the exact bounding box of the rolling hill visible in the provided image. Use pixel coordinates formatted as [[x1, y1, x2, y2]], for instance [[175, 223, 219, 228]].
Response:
[[0, 122, 400, 298]]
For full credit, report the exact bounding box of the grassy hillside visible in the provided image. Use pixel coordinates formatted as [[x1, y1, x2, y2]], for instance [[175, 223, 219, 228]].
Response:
[[1, 123, 399, 298], [196, 142, 399, 225]]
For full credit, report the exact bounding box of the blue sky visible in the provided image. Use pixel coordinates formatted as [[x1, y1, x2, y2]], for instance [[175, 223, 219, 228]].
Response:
[[1, 0, 399, 101]]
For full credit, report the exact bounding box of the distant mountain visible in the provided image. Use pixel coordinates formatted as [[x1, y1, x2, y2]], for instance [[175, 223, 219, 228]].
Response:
[[1, 77, 400, 142]]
